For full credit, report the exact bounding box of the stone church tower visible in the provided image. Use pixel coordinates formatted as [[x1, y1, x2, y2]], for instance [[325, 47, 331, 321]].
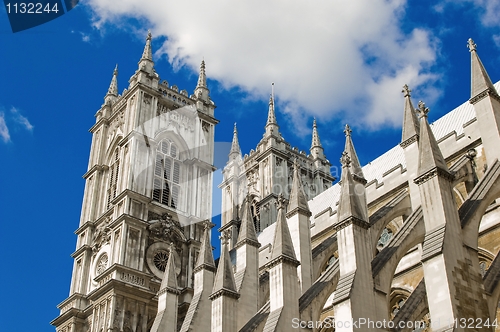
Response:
[[52, 32, 218, 332], [54, 34, 500, 332]]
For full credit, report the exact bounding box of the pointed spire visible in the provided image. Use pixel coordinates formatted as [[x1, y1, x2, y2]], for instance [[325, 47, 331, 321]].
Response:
[[197, 60, 207, 89], [401, 84, 420, 147], [229, 123, 241, 159], [159, 243, 179, 292], [142, 30, 153, 61], [287, 160, 311, 217], [236, 197, 260, 247], [468, 38, 498, 100], [343, 124, 365, 181], [266, 93, 278, 127], [336, 152, 367, 225], [212, 231, 238, 294], [194, 222, 216, 272], [310, 118, 323, 149], [269, 194, 299, 265], [416, 101, 450, 177], [104, 65, 118, 104]]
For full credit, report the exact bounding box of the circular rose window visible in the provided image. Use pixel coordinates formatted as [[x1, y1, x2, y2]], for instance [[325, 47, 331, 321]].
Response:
[[146, 242, 181, 279], [96, 253, 108, 276], [153, 250, 169, 272]]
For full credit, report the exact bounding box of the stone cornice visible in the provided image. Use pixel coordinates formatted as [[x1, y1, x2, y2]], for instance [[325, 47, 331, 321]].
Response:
[[71, 244, 92, 259], [234, 237, 261, 249], [265, 254, 300, 268], [218, 219, 240, 233], [82, 164, 106, 179], [286, 206, 312, 219], [89, 117, 109, 134], [400, 135, 419, 149], [74, 221, 95, 236], [208, 288, 240, 300], [158, 286, 181, 296], [334, 216, 370, 231], [469, 88, 500, 105], [414, 167, 454, 185], [193, 263, 216, 273]]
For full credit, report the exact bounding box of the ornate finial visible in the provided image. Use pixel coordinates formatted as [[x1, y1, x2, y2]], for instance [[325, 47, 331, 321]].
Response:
[[220, 230, 231, 245], [147, 30, 152, 41], [276, 194, 286, 210], [202, 219, 212, 231], [402, 84, 411, 97], [340, 151, 351, 167], [313, 118, 317, 128], [233, 122, 237, 133], [417, 101, 429, 118], [344, 124, 352, 137], [269, 93, 273, 105], [467, 38, 477, 52], [114, 64, 118, 76]]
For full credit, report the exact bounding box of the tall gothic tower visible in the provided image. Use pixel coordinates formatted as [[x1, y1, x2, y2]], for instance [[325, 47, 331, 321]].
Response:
[[51, 32, 218, 332], [218, 92, 334, 247]]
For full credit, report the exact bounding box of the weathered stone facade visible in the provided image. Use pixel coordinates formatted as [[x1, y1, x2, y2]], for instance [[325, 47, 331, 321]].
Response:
[[52, 34, 500, 332]]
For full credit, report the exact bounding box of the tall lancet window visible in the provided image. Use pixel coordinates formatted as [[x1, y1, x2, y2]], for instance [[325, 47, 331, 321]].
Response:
[[153, 140, 181, 209], [107, 149, 120, 209]]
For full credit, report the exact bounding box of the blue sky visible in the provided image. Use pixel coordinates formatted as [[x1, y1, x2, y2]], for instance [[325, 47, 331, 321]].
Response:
[[1, 0, 500, 330]]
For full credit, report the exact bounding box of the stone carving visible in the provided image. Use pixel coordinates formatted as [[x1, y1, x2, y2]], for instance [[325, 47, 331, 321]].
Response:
[[92, 225, 112, 254], [147, 212, 183, 244]]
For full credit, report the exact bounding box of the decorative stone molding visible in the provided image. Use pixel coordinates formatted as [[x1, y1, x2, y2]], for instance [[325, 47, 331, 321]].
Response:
[[334, 216, 370, 231], [414, 167, 454, 185], [147, 211, 184, 244], [469, 88, 500, 105], [92, 225, 112, 254], [400, 135, 419, 149]]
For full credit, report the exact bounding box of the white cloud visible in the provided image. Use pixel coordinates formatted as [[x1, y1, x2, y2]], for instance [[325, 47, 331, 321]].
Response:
[[86, 0, 439, 131], [438, 0, 500, 28], [10, 107, 33, 131], [0, 112, 11, 143]]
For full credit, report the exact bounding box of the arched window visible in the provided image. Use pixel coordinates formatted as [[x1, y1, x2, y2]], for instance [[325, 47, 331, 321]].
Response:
[[107, 149, 120, 209], [152, 140, 181, 209]]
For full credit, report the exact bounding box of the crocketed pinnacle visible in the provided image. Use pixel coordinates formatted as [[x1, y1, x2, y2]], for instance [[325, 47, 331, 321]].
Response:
[[212, 232, 238, 294], [337, 152, 367, 224], [310, 118, 323, 150], [236, 197, 260, 247], [287, 160, 310, 216], [194, 222, 216, 271], [416, 101, 449, 176], [141, 30, 153, 62], [401, 84, 420, 145], [159, 243, 178, 291], [229, 123, 241, 159], [196, 60, 207, 89], [266, 94, 278, 127], [270, 194, 298, 264], [468, 38, 497, 99], [343, 124, 364, 180]]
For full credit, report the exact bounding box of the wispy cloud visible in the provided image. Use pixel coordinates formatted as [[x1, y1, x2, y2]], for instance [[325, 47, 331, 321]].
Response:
[[0, 107, 33, 143], [10, 107, 33, 131], [86, 0, 439, 132], [0, 112, 11, 143]]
